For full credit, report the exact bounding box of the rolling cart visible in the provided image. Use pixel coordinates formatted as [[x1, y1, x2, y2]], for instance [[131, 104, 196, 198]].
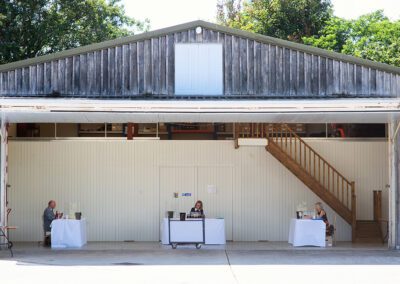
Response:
[[168, 218, 205, 249]]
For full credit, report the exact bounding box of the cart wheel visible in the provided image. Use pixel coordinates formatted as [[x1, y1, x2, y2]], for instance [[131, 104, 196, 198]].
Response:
[[8, 241, 13, 249], [195, 244, 202, 249], [172, 243, 177, 249]]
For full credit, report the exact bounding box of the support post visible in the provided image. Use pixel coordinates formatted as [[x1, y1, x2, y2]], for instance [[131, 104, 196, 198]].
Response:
[[234, 123, 239, 149], [389, 121, 400, 249], [0, 120, 8, 237]]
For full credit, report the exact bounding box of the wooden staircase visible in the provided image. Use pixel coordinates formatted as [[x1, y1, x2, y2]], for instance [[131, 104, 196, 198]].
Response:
[[234, 123, 357, 241]]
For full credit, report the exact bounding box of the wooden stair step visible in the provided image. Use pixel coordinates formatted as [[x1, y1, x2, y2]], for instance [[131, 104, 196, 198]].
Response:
[[355, 220, 382, 242], [356, 220, 379, 224], [357, 226, 381, 231], [357, 228, 380, 232], [355, 237, 383, 243], [357, 231, 381, 237]]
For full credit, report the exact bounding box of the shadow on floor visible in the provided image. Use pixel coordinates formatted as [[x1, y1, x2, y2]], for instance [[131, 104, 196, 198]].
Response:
[[1, 241, 398, 266]]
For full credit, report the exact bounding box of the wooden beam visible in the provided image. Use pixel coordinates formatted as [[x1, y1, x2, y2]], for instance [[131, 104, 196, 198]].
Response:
[[127, 123, 139, 140]]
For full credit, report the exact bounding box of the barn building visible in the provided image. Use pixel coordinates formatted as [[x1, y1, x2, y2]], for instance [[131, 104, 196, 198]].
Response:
[[0, 21, 399, 247]]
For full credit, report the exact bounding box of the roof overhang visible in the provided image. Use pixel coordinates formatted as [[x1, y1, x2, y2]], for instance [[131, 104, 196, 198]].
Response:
[[1, 98, 400, 123]]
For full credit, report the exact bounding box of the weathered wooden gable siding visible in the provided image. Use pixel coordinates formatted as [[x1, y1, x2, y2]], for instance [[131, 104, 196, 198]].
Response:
[[0, 28, 399, 98]]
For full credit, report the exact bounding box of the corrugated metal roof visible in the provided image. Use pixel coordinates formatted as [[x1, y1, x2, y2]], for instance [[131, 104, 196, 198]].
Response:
[[1, 20, 400, 74]]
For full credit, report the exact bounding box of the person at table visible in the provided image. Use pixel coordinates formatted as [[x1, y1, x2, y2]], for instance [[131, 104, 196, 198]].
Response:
[[43, 200, 57, 233], [315, 202, 334, 236], [43, 200, 59, 246], [315, 202, 328, 223], [190, 200, 204, 218]]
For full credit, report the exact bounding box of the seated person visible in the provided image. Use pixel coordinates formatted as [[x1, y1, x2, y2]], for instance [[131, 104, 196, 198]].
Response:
[[315, 202, 334, 236], [190, 200, 204, 218], [43, 200, 56, 246]]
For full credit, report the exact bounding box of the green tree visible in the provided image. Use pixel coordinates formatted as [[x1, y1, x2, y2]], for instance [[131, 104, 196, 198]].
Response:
[[216, 0, 243, 26], [302, 16, 352, 52], [0, 0, 149, 64], [217, 0, 333, 42], [303, 11, 400, 66]]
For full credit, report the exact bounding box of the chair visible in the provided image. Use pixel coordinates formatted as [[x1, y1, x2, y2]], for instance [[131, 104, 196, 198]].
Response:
[[44, 231, 51, 247], [1, 208, 17, 256], [326, 215, 337, 247], [0, 226, 16, 257], [38, 213, 52, 247]]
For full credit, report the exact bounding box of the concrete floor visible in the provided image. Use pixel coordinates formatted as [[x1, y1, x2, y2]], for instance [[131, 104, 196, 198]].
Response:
[[1, 242, 400, 284]]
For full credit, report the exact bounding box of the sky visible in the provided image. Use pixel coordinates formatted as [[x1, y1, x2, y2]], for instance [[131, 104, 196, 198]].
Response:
[[122, 0, 400, 31]]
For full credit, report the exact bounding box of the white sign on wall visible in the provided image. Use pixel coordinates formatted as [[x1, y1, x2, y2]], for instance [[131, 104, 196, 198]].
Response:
[[207, 185, 217, 194], [175, 43, 223, 96]]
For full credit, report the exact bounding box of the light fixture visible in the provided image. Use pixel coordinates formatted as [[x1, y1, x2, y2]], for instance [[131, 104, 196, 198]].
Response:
[[195, 27, 202, 34]]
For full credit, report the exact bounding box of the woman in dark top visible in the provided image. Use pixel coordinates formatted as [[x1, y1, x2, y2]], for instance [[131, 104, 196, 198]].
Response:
[[190, 200, 204, 217], [315, 202, 328, 223], [315, 202, 334, 236]]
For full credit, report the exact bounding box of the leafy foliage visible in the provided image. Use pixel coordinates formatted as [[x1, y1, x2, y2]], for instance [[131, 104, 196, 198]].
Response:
[[216, 0, 243, 26], [302, 16, 351, 52], [217, 2, 400, 67], [217, 0, 333, 42], [0, 0, 149, 64], [303, 11, 400, 66]]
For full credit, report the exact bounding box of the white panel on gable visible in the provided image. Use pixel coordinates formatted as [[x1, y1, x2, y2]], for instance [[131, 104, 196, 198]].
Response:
[[175, 43, 223, 95]]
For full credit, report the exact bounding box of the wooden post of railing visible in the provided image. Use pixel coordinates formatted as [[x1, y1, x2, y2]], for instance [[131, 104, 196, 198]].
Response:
[[341, 179, 344, 204], [336, 174, 339, 198], [299, 140, 302, 165], [270, 125, 274, 140], [234, 123, 240, 149], [256, 123, 259, 137], [328, 167, 330, 192], [285, 128, 288, 150], [318, 157, 326, 184], [314, 152, 316, 178], [351, 181, 357, 242]]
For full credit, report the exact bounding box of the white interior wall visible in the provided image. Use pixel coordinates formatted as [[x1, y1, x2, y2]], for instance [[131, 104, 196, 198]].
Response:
[[7, 139, 388, 242]]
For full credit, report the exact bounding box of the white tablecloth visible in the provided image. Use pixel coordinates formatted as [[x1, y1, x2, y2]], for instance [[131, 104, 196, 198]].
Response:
[[288, 218, 326, 247], [51, 219, 87, 248], [161, 218, 226, 245]]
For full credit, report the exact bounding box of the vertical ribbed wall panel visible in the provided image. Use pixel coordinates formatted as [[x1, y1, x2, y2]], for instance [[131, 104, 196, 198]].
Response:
[[8, 139, 387, 242]]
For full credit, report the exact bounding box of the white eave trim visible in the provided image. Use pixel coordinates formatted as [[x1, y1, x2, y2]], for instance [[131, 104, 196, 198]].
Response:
[[1, 98, 400, 123]]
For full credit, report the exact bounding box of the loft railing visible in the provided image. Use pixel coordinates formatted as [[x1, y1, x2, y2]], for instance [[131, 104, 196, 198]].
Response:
[[235, 123, 356, 230]]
